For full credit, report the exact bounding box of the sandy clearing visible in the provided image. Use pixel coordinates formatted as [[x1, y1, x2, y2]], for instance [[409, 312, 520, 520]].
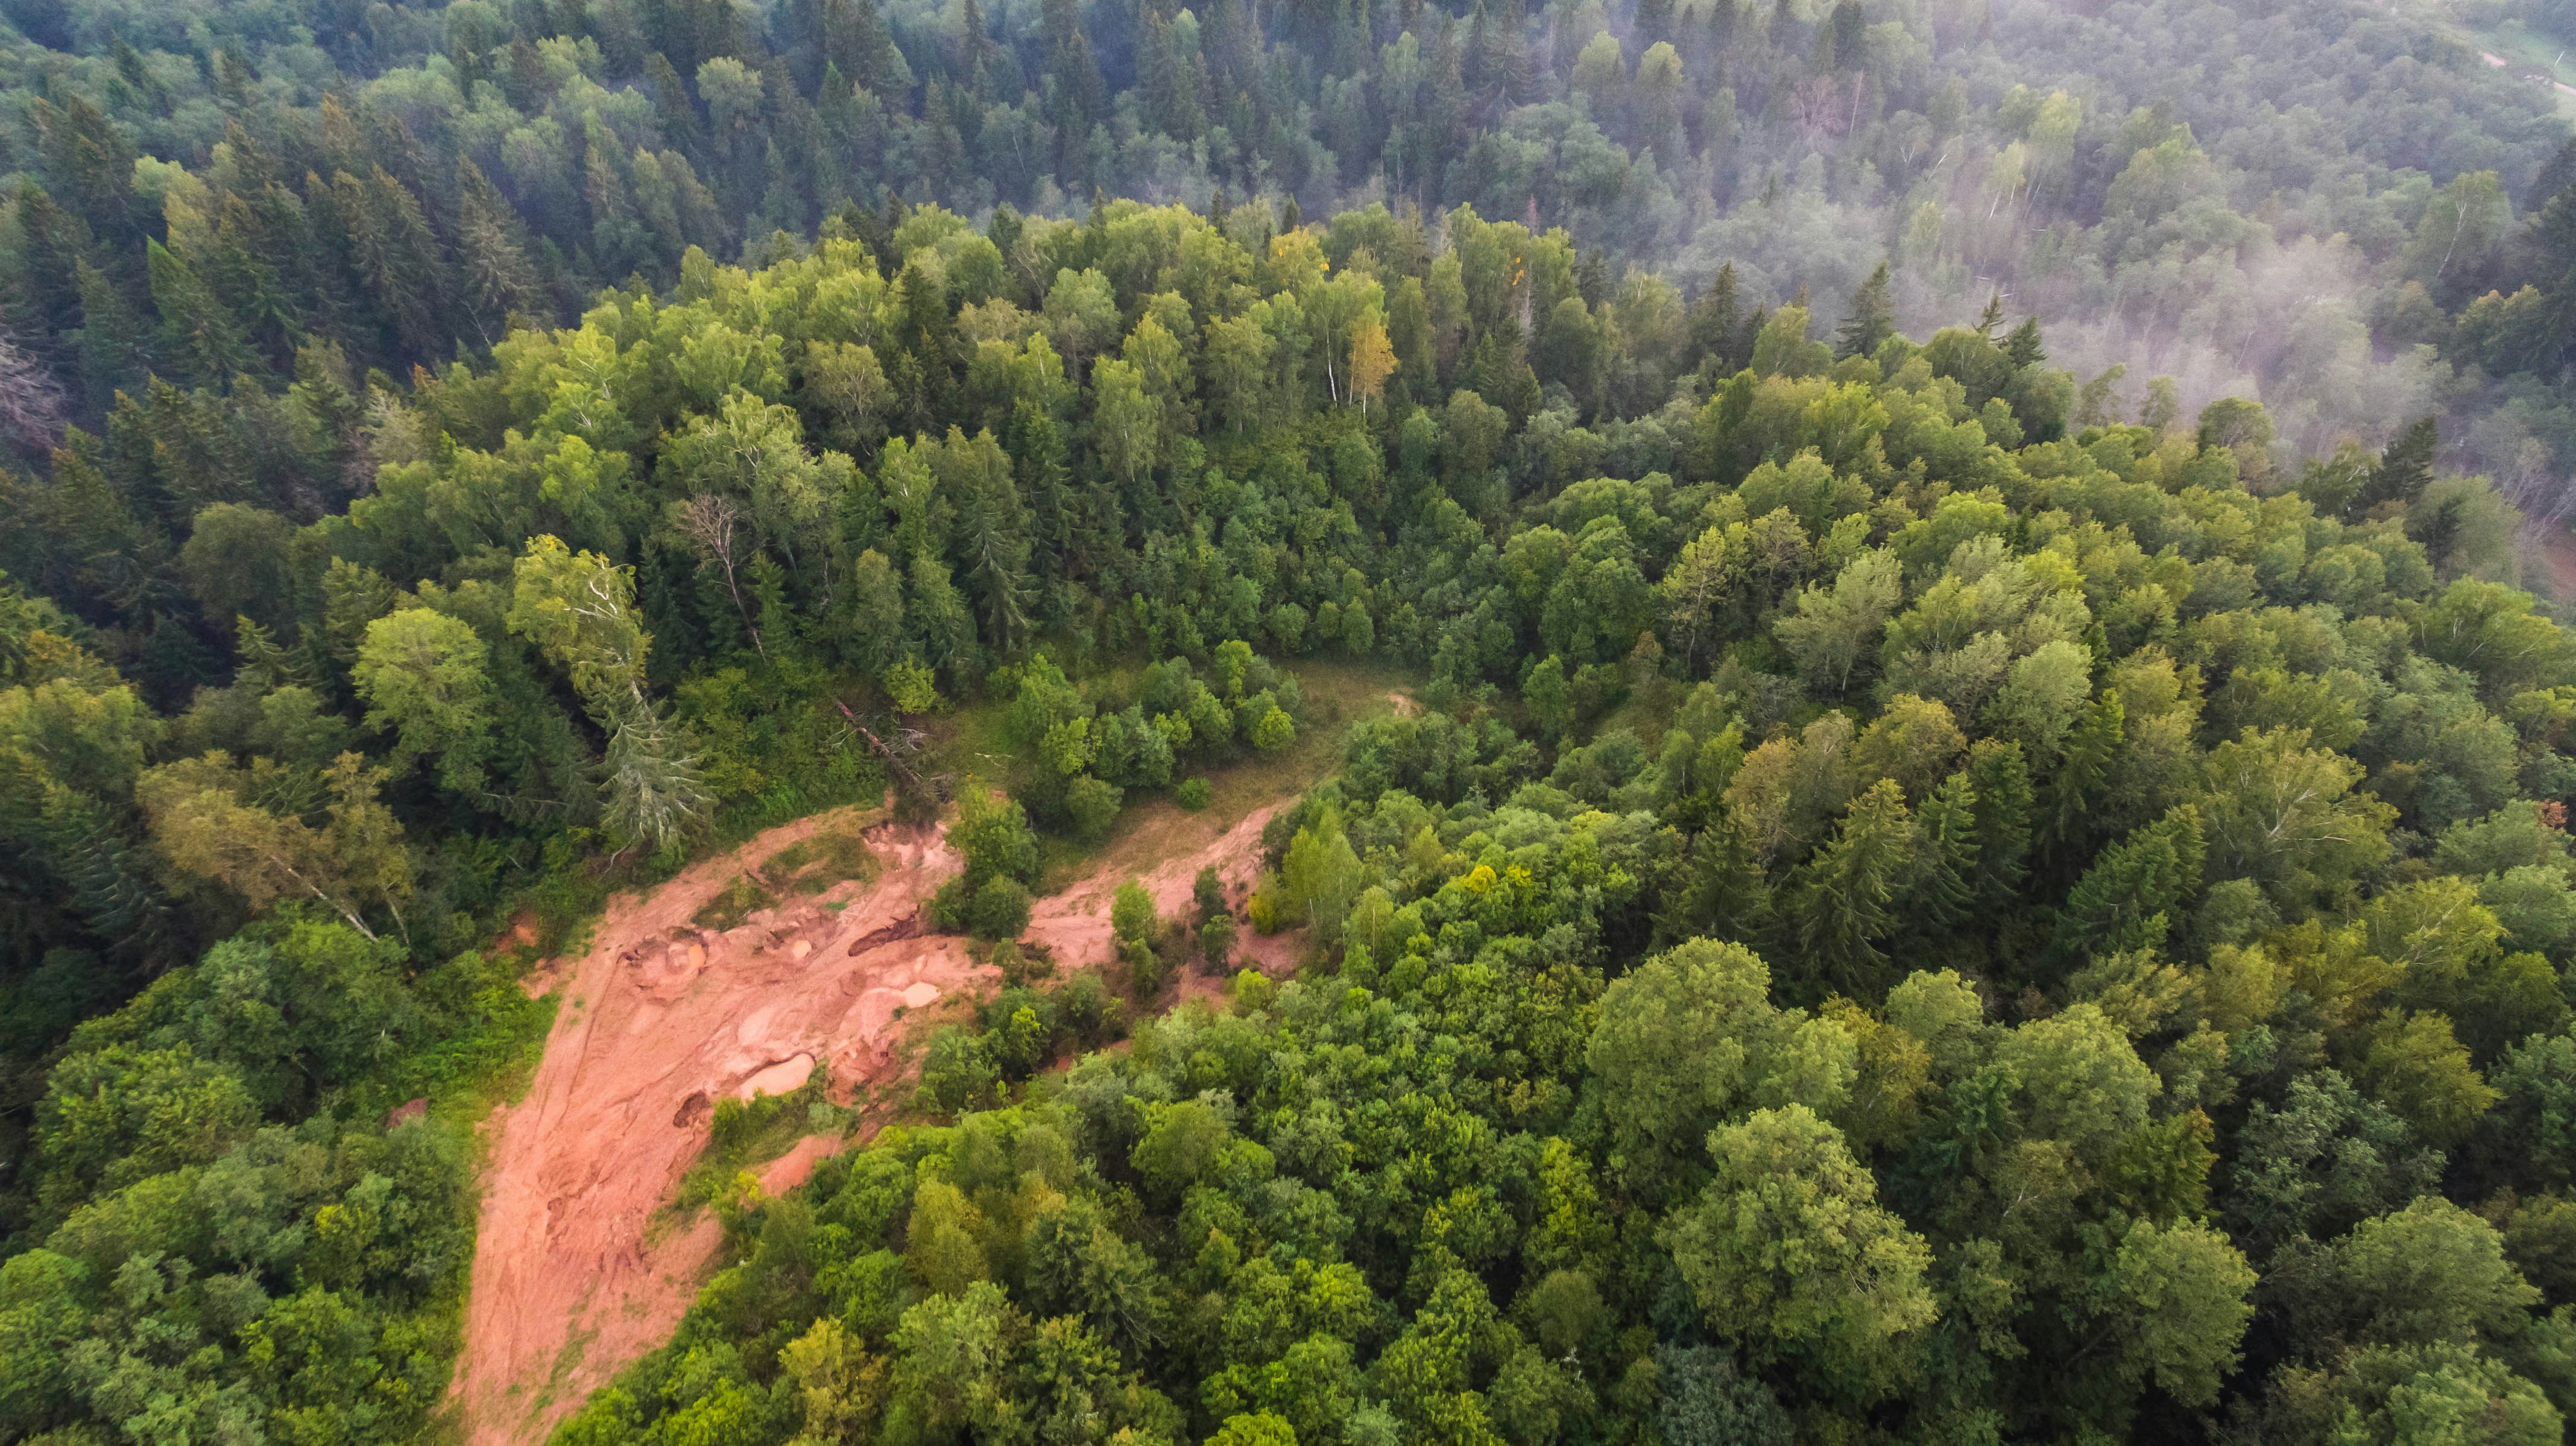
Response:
[[455, 804, 976, 1446], [1021, 803, 1304, 976], [455, 795, 1309, 1445]]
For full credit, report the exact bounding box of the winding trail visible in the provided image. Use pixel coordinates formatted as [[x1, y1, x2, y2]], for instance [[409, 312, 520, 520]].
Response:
[[453, 795, 1302, 1445]]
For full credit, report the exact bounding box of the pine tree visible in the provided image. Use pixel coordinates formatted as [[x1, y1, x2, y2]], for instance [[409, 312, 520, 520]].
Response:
[[1834, 261, 1894, 359], [1788, 778, 1912, 999], [2003, 315, 2046, 368], [2354, 415, 2438, 514], [1975, 289, 2006, 338], [1687, 262, 1742, 374], [1965, 737, 2031, 903]]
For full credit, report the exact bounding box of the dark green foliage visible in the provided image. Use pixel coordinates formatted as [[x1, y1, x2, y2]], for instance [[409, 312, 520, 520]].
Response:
[[0, 918, 546, 1442], [0, 21, 2568, 1432]]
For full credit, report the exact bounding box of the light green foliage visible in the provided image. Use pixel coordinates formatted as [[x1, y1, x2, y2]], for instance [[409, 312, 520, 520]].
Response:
[[354, 607, 495, 793], [1588, 939, 1854, 1196], [1659, 1105, 1936, 1395], [2, 147, 2574, 1446]]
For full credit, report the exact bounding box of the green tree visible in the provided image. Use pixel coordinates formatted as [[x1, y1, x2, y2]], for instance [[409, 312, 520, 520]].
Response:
[[1787, 779, 1913, 997], [354, 607, 496, 795], [1588, 938, 1853, 1197], [137, 751, 414, 941], [1659, 1104, 1936, 1398], [1834, 264, 1895, 359]]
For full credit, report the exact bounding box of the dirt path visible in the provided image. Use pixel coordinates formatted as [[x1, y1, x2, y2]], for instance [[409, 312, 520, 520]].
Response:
[[2480, 48, 2576, 95], [455, 795, 1307, 1445], [1023, 803, 1305, 976]]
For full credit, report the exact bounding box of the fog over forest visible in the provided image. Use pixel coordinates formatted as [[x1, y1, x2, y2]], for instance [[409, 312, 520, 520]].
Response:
[[2, 0, 2576, 1442]]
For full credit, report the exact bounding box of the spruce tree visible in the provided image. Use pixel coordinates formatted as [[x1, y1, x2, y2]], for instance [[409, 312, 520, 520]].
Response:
[[2355, 415, 2438, 514], [1834, 261, 1895, 359], [1788, 777, 1911, 998], [2047, 804, 2206, 963], [1909, 770, 1980, 926], [1635, 0, 1674, 46], [1687, 262, 1741, 373], [1966, 737, 2032, 902], [2003, 315, 2046, 367]]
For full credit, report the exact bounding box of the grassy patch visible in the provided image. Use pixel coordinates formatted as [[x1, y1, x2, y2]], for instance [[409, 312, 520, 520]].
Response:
[[691, 874, 778, 931], [1034, 658, 1417, 891], [763, 827, 880, 895]]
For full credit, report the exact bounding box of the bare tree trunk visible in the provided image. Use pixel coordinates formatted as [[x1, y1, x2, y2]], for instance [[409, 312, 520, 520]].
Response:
[[680, 493, 766, 660]]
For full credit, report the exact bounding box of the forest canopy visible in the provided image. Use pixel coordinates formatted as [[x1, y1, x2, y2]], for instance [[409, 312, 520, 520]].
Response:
[[0, 0, 2573, 1441]]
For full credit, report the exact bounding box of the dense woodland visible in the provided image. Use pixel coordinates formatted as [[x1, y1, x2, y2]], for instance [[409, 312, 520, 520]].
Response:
[[0, 0, 2574, 1441], [0, 0, 2571, 480]]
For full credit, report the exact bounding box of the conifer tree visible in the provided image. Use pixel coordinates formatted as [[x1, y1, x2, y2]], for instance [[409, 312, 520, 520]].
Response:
[[453, 160, 540, 341], [2355, 415, 2438, 514], [2044, 689, 2124, 859], [1965, 737, 2032, 901], [2003, 315, 2046, 367], [1834, 262, 1895, 359], [1687, 262, 1743, 374], [1975, 289, 2006, 338], [1788, 777, 1912, 997], [1909, 770, 1980, 926], [2048, 804, 2205, 962]]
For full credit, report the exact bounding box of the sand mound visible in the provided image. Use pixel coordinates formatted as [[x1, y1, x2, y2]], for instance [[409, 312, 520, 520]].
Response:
[[455, 798, 1305, 1445]]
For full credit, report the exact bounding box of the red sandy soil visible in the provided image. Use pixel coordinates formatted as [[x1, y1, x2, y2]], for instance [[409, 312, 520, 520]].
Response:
[[454, 797, 1304, 1445], [1020, 803, 1304, 978]]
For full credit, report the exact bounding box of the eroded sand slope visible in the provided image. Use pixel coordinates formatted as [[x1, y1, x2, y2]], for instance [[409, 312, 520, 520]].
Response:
[[457, 798, 1300, 1445]]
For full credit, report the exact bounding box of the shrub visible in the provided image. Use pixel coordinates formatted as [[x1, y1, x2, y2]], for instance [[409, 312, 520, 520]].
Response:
[[1121, 937, 1164, 997], [917, 1026, 994, 1111], [1111, 880, 1158, 944], [966, 877, 1033, 941], [1177, 777, 1212, 810], [929, 876, 971, 931], [1200, 912, 1237, 973], [1067, 774, 1123, 842], [886, 657, 941, 714], [1059, 971, 1126, 1046]]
